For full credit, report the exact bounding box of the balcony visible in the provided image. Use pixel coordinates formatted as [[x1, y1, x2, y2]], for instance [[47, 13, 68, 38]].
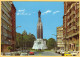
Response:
[[77, 6, 79, 9], [67, 16, 76, 26], [77, 13, 79, 18], [3, 40, 11, 45], [2, 24, 12, 32], [2, 1, 11, 11], [3, 32, 8, 37], [68, 11, 75, 19], [67, 20, 73, 26], [3, 24, 7, 29], [67, 26, 76, 32], [8, 34, 12, 38], [1, 15, 12, 26], [2, 31, 12, 39], [7, 1, 12, 6], [1, 6, 11, 19], [7, 28, 12, 32], [66, 31, 79, 39], [76, 3, 79, 9], [77, 21, 79, 26]]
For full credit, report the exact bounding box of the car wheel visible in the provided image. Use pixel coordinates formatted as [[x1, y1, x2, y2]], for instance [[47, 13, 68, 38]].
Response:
[[62, 54, 64, 56], [73, 55, 75, 56]]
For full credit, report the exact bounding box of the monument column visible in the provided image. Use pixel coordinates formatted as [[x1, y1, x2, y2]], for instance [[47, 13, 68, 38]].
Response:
[[37, 10, 43, 39]]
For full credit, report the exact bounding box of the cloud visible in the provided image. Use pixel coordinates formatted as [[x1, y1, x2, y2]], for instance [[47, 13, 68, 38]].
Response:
[[42, 10, 51, 15], [16, 9, 32, 16], [53, 11, 60, 14], [18, 9, 25, 12]]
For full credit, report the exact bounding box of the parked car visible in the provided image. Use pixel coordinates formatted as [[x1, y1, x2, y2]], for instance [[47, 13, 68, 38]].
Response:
[[60, 50, 65, 56], [71, 51, 78, 56], [5, 52, 12, 56], [29, 52, 34, 55], [64, 52, 72, 56], [20, 53, 28, 56], [57, 50, 60, 54], [60, 50, 64, 54], [15, 52, 20, 56], [26, 50, 30, 54], [77, 51, 79, 56]]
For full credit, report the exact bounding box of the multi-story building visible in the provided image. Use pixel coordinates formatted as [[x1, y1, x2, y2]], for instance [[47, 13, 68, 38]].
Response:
[[57, 26, 64, 50], [63, 2, 79, 51], [1, 1, 16, 52]]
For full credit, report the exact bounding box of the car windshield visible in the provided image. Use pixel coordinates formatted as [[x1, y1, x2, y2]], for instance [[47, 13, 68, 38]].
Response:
[[21, 53, 27, 55], [66, 53, 70, 54], [22, 54, 26, 55], [73, 52, 76, 53]]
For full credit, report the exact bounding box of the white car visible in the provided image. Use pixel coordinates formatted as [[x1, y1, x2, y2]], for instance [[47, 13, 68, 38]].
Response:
[[57, 50, 60, 54], [77, 51, 79, 56], [60, 50, 64, 54], [5, 52, 12, 56], [20, 53, 28, 56], [60, 50, 65, 56], [71, 51, 77, 56], [11, 52, 16, 56], [60, 50, 65, 54]]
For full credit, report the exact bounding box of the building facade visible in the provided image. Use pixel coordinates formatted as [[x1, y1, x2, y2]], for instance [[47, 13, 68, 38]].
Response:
[[1, 1, 16, 52], [57, 26, 64, 50], [63, 2, 79, 51]]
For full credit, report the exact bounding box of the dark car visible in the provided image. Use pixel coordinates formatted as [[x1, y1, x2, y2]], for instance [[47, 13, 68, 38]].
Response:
[[27, 50, 30, 53], [15, 52, 20, 56]]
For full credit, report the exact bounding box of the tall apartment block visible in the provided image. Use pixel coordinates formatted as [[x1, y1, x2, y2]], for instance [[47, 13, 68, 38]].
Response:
[[57, 26, 64, 50], [63, 2, 79, 51], [1, 1, 16, 52]]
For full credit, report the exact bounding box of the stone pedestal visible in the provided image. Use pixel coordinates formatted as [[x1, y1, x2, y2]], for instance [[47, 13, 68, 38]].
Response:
[[32, 39, 47, 49]]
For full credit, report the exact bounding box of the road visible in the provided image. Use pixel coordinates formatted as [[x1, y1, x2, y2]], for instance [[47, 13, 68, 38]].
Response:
[[28, 51, 61, 56]]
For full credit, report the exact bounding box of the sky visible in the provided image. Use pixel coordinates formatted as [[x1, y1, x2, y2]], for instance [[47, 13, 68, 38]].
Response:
[[13, 2, 64, 40]]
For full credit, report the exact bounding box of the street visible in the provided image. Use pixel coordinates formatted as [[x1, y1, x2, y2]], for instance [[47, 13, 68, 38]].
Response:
[[28, 51, 61, 56]]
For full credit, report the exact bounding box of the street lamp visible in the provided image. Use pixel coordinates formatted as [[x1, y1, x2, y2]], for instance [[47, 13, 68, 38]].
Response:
[[52, 34, 57, 41], [52, 34, 57, 50], [16, 26, 21, 28], [14, 26, 21, 51]]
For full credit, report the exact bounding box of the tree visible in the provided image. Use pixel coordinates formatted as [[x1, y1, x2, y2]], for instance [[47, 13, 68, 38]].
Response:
[[22, 30, 27, 35], [7, 46, 13, 51], [23, 34, 36, 49], [47, 38, 57, 49], [15, 32, 22, 49], [16, 31, 36, 50], [43, 39, 47, 42]]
